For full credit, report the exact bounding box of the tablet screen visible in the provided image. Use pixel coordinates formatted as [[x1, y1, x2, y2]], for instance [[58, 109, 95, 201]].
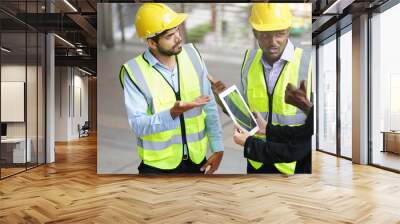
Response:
[[222, 88, 257, 132]]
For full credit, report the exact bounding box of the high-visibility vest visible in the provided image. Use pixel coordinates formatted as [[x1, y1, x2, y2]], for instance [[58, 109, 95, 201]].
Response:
[[119, 44, 209, 170], [241, 47, 311, 174]]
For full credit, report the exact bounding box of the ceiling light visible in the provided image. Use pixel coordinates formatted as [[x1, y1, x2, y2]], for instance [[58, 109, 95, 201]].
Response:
[[1, 47, 11, 53], [54, 34, 75, 48], [63, 0, 78, 12], [323, 0, 342, 14], [322, 0, 354, 15], [78, 67, 93, 76]]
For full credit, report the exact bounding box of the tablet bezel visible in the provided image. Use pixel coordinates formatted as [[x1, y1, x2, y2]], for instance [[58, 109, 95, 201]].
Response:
[[219, 85, 259, 136]]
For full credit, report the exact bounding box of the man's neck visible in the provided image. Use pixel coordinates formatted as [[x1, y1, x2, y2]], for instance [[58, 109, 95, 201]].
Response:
[[150, 49, 176, 71], [265, 56, 280, 66]]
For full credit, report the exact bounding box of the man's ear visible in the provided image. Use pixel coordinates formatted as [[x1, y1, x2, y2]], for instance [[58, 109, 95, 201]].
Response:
[[252, 29, 258, 38], [147, 38, 157, 51]]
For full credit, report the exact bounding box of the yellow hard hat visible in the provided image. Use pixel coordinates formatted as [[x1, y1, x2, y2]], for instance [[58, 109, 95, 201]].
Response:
[[249, 3, 293, 32], [135, 3, 188, 39]]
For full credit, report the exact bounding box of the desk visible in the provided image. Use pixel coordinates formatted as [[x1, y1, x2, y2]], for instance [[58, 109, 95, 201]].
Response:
[[1, 138, 31, 163], [382, 131, 400, 154]]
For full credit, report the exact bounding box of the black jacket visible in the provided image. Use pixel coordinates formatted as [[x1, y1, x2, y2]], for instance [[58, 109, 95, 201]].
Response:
[[244, 107, 314, 173]]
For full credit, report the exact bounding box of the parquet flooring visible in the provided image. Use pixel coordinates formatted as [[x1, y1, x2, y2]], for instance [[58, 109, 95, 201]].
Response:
[[1, 134, 400, 223]]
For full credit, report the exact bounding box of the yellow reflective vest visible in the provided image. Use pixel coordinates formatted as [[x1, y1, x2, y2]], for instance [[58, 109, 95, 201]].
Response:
[[241, 47, 311, 174], [119, 44, 208, 170]]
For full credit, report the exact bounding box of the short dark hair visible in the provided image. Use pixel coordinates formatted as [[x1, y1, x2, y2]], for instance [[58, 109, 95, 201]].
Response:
[[147, 29, 170, 43]]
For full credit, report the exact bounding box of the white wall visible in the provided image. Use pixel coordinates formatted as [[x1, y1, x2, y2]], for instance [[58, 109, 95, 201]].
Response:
[[55, 66, 69, 141], [54, 67, 89, 141], [1, 65, 26, 81], [1, 65, 34, 138], [1, 65, 26, 145], [72, 72, 89, 138]]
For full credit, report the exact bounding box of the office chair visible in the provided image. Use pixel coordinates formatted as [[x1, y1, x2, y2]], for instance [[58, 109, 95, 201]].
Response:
[[79, 121, 90, 138]]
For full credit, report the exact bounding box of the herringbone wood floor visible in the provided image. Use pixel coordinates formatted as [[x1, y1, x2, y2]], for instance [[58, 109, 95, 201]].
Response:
[[1, 134, 400, 224]]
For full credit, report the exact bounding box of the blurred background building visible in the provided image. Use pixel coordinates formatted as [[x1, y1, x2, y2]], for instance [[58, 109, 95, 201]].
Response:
[[102, 3, 311, 54]]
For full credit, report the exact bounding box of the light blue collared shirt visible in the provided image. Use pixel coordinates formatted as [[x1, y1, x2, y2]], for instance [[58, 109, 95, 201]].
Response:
[[123, 48, 224, 155]]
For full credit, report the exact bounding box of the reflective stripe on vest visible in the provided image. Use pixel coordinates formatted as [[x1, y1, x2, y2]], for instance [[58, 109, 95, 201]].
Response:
[[138, 130, 205, 150], [120, 44, 208, 169], [241, 49, 257, 103], [243, 47, 311, 174]]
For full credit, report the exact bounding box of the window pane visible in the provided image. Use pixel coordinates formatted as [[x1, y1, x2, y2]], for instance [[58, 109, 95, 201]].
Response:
[[318, 38, 337, 154], [38, 32, 45, 165], [27, 31, 38, 169], [312, 45, 317, 151], [340, 29, 352, 158], [371, 3, 400, 171]]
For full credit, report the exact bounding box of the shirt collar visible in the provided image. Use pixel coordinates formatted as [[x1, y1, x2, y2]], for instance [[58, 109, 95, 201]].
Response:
[[144, 48, 160, 67], [144, 48, 178, 74], [262, 39, 295, 66], [144, 48, 177, 73]]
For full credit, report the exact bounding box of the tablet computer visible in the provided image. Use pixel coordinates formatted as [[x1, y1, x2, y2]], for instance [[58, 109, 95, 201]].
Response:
[[219, 85, 259, 135]]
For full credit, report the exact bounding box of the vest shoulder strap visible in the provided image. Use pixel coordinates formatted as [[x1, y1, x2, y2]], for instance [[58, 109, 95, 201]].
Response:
[[241, 48, 262, 102], [121, 57, 153, 109], [119, 65, 126, 89], [120, 58, 137, 89], [290, 47, 312, 122], [187, 43, 204, 63], [296, 47, 311, 84], [182, 43, 206, 95], [240, 49, 249, 95], [242, 48, 261, 76]]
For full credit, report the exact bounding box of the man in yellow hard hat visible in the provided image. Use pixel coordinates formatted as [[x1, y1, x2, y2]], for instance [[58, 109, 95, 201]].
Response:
[[209, 3, 313, 174], [120, 3, 224, 174]]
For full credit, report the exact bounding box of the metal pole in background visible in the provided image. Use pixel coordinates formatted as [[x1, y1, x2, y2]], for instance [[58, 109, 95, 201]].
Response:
[[180, 3, 187, 43], [211, 3, 217, 33], [99, 3, 114, 49], [117, 3, 125, 44]]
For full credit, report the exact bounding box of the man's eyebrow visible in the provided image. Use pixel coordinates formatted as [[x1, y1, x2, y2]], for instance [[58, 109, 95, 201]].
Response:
[[164, 30, 177, 37]]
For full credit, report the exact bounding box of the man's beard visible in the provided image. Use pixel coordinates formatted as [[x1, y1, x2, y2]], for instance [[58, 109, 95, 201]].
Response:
[[157, 42, 182, 56]]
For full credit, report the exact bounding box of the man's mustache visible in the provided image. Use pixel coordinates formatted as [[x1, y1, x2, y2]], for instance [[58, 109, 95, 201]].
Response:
[[173, 41, 182, 48]]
